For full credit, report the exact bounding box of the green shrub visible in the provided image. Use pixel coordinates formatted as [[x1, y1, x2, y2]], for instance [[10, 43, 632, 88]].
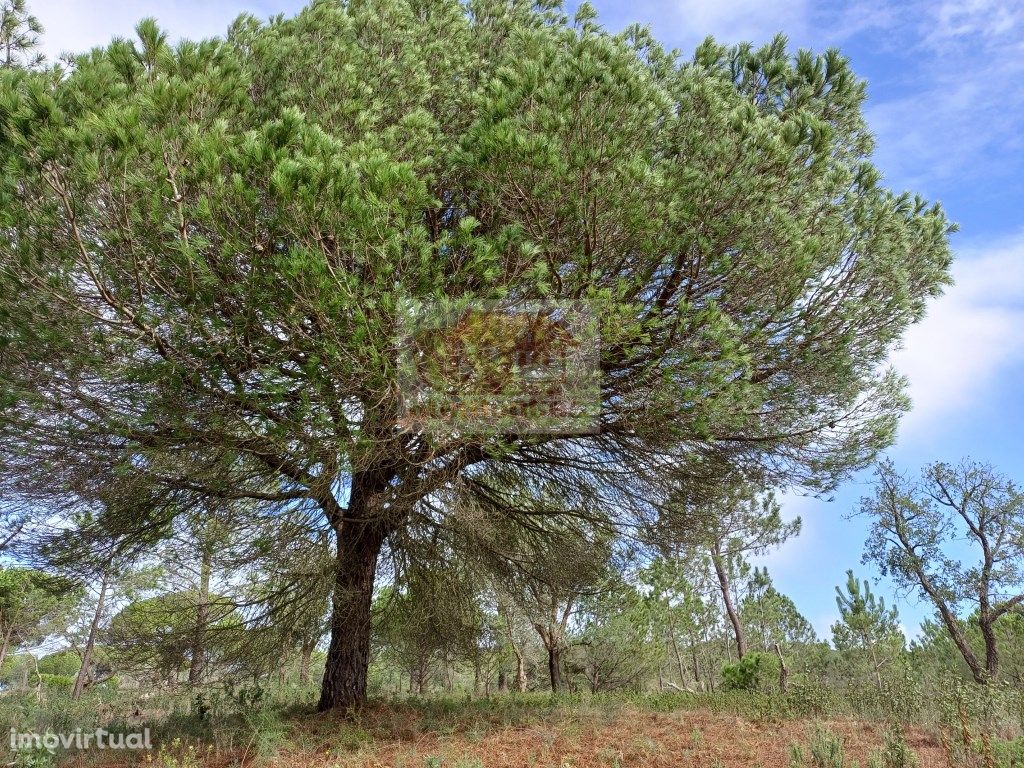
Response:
[[36, 674, 73, 690], [789, 725, 853, 768], [11, 744, 55, 768], [722, 652, 780, 692], [37, 651, 81, 678], [876, 724, 918, 768]]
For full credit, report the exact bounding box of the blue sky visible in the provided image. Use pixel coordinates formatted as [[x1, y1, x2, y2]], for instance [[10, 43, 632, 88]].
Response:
[[30, 0, 1024, 641]]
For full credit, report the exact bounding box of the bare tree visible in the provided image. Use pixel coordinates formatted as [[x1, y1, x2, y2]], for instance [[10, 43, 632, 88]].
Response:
[[862, 460, 1024, 683]]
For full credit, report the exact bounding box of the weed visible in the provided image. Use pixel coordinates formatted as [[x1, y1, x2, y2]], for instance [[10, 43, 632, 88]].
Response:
[[11, 744, 55, 768]]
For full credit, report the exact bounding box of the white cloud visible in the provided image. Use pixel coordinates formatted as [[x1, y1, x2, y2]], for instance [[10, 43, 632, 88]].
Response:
[[893, 232, 1024, 436], [865, 1, 1024, 188], [929, 0, 1024, 44]]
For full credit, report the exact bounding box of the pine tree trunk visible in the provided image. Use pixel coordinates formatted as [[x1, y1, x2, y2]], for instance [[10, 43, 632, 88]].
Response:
[[317, 511, 388, 711], [413, 660, 428, 694], [712, 545, 746, 659], [189, 550, 212, 687], [0, 626, 12, 673], [774, 643, 789, 693], [299, 641, 314, 685], [73, 570, 109, 700], [516, 653, 527, 692], [980, 611, 1000, 681], [547, 643, 562, 693], [669, 625, 686, 685]]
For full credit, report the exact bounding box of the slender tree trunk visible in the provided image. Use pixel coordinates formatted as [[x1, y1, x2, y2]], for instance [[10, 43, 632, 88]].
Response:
[[500, 600, 528, 692], [516, 652, 527, 692], [189, 549, 212, 687], [72, 570, 110, 700], [669, 625, 686, 684], [298, 640, 315, 685], [915, 567, 988, 683], [317, 512, 388, 711], [774, 643, 789, 693], [894, 514, 990, 683], [547, 643, 562, 693], [711, 545, 746, 659], [703, 646, 716, 693], [980, 612, 1000, 680], [413, 659, 428, 694], [868, 640, 883, 692], [277, 648, 289, 686], [497, 670, 508, 692], [0, 626, 12, 672]]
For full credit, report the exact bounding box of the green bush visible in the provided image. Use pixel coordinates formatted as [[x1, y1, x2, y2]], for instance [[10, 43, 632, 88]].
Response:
[[11, 744, 55, 768], [37, 651, 81, 678], [722, 652, 780, 692], [876, 724, 918, 768], [36, 674, 73, 690], [789, 725, 852, 768]]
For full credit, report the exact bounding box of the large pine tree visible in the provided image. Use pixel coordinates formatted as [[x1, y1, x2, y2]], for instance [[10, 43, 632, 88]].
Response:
[[0, 0, 951, 709]]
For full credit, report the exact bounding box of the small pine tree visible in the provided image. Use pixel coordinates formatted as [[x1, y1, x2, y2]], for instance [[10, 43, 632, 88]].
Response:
[[832, 570, 903, 690], [0, 0, 42, 69]]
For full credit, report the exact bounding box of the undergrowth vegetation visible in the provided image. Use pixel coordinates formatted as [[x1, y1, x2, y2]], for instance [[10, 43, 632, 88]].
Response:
[[2, 677, 1024, 767]]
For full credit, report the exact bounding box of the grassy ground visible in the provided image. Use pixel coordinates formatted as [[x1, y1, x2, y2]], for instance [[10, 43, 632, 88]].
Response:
[[42, 693, 952, 768]]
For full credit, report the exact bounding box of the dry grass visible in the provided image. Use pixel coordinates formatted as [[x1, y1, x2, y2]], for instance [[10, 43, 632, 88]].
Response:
[[296, 708, 946, 768], [62, 698, 951, 768]]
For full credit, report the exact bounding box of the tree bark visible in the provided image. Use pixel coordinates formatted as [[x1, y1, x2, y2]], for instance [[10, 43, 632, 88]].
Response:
[[502, 609, 528, 692], [73, 570, 109, 700], [910, 556, 988, 683], [774, 643, 789, 693], [0, 625, 12, 672], [412, 658, 428, 694], [668, 624, 687, 684], [189, 549, 212, 687], [711, 545, 746, 659], [317, 512, 388, 711], [980, 610, 999, 680], [547, 643, 562, 693], [298, 640, 315, 685]]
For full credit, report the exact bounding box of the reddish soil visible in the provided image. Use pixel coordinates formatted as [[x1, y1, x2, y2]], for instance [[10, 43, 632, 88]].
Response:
[[293, 709, 948, 768], [65, 707, 950, 767]]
